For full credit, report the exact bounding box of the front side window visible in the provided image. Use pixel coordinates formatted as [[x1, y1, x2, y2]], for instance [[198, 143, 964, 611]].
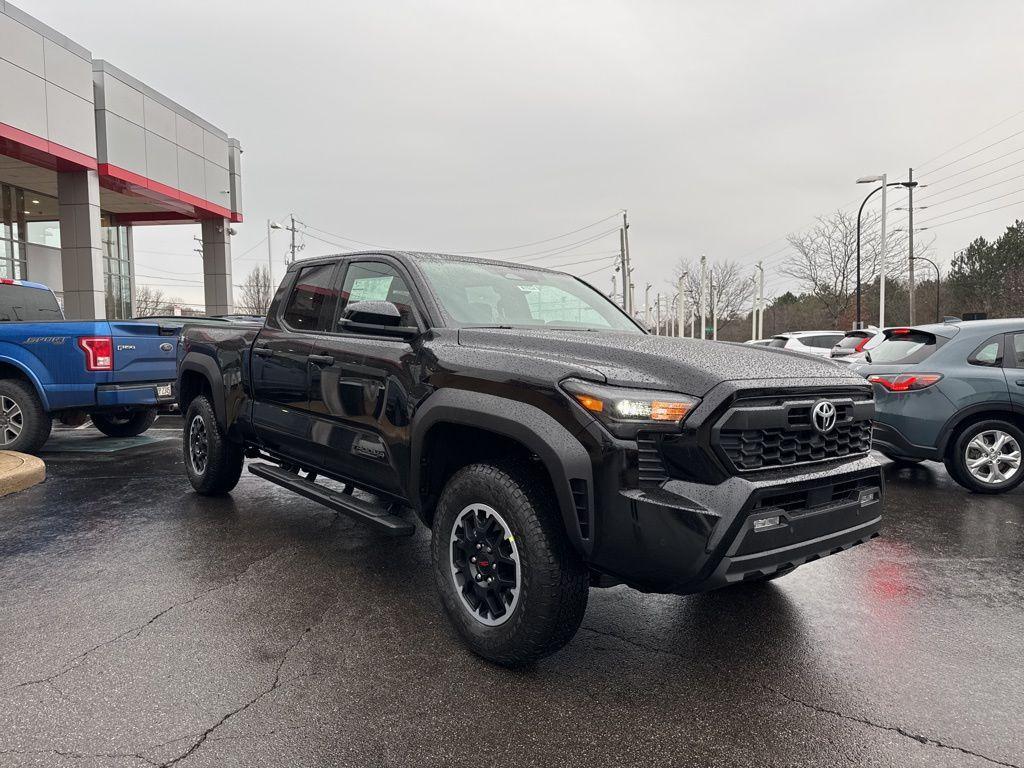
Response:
[[418, 259, 640, 332], [1012, 333, 1024, 367], [335, 261, 417, 329], [282, 263, 338, 331]]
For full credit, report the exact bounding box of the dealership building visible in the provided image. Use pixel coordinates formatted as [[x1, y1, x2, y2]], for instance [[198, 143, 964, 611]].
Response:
[[0, 2, 242, 318]]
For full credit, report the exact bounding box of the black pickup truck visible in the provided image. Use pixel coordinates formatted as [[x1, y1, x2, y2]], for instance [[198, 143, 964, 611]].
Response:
[[177, 251, 883, 665]]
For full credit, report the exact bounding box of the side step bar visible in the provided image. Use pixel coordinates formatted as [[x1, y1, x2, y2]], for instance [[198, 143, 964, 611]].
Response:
[[248, 462, 415, 537]]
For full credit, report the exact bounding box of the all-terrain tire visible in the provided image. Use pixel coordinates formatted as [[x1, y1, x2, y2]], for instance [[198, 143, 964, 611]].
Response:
[[431, 461, 589, 667], [183, 395, 243, 495], [91, 408, 158, 438], [944, 419, 1024, 495], [0, 378, 52, 454]]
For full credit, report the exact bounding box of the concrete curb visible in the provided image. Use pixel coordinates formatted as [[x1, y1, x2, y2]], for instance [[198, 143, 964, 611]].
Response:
[[0, 451, 46, 498]]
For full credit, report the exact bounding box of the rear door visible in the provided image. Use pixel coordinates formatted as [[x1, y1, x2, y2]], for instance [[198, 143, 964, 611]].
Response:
[[306, 257, 426, 496], [250, 262, 340, 461]]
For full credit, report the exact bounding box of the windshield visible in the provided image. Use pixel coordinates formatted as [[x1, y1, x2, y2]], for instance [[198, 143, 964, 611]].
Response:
[[0, 284, 63, 321], [419, 260, 642, 333]]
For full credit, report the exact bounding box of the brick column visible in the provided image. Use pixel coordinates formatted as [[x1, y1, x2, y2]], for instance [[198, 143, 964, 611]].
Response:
[[57, 170, 105, 319], [201, 218, 233, 316]]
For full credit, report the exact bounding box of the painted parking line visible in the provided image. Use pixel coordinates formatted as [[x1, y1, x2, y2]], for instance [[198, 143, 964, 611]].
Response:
[[41, 433, 176, 454]]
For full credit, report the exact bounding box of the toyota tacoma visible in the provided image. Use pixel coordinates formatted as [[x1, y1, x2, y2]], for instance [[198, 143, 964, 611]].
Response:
[[177, 251, 883, 665]]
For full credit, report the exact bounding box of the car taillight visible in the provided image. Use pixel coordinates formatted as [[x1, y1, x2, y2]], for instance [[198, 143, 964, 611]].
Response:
[[854, 336, 871, 353], [78, 336, 113, 371], [867, 373, 943, 392]]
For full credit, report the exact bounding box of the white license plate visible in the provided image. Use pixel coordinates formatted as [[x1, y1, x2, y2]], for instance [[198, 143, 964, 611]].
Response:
[[156, 384, 173, 398]]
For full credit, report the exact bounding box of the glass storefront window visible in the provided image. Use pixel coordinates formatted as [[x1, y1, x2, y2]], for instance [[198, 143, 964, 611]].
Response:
[[1, 183, 61, 279], [101, 221, 132, 319]]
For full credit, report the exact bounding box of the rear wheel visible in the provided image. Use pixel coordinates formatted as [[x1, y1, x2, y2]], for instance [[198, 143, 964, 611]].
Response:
[[945, 420, 1024, 494], [0, 378, 51, 454], [91, 408, 158, 438], [431, 462, 589, 666], [183, 395, 243, 495]]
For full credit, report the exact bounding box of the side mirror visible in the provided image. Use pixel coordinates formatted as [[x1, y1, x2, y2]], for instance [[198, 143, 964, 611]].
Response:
[[339, 300, 418, 338]]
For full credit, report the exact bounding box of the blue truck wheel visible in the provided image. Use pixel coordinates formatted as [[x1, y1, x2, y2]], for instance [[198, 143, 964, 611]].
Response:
[[0, 378, 52, 455]]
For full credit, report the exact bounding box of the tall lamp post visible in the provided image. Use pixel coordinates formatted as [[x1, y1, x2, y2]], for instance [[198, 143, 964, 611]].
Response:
[[914, 255, 942, 323], [855, 175, 917, 328]]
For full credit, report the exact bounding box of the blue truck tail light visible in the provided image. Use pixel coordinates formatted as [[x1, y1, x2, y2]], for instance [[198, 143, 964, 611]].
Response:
[[78, 336, 114, 371]]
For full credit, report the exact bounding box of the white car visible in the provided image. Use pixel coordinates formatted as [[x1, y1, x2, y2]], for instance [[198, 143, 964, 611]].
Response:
[[767, 331, 846, 358]]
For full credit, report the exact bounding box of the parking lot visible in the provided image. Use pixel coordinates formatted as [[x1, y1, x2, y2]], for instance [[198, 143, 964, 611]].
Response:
[[0, 418, 1021, 768]]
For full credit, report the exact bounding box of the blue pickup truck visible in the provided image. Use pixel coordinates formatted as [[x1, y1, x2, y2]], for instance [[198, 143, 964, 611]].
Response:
[[0, 278, 182, 453]]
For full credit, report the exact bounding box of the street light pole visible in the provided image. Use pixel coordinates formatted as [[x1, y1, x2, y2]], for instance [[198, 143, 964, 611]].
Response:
[[699, 254, 707, 340], [855, 176, 917, 328], [914, 255, 942, 323]]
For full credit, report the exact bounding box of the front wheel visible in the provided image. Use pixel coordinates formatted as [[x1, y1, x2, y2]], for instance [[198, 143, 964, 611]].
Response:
[[91, 408, 158, 438], [431, 462, 589, 667], [945, 420, 1024, 495], [182, 395, 243, 495]]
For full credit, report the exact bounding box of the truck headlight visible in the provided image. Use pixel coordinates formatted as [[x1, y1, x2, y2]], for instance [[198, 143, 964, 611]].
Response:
[[560, 378, 700, 438]]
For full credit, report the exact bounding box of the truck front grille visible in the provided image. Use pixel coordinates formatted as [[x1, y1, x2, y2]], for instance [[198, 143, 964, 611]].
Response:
[[714, 389, 873, 473]]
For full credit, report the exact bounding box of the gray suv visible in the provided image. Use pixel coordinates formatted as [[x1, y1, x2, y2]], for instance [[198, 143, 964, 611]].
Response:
[[854, 320, 1024, 494]]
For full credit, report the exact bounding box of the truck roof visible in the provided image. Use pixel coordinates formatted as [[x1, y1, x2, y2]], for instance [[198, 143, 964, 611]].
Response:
[[291, 250, 564, 275]]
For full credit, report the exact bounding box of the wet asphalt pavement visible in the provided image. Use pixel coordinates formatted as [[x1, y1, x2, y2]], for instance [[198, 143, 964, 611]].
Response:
[[1, 419, 1022, 768]]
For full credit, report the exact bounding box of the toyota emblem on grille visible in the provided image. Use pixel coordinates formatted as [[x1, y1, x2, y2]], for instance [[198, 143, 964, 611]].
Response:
[[812, 400, 838, 433]]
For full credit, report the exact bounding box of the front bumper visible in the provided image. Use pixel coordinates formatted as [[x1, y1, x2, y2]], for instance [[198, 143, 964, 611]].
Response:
[[95, 381, 176, 409], [589, 455, 883, 594]]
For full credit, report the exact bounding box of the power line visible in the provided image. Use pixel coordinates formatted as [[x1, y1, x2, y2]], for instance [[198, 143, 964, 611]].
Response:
[[922, 170, 1024, 208], [920, 126, 1024, 177], [915, 198, 1024, 230], [919, 145, 1024, 191], [918, 186, 1024, 225], [916, 106, 1024, 171], [457, 211, 623, 254]]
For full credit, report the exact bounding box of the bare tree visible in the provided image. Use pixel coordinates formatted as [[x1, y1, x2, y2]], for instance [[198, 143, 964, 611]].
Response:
[[236, 265, 273, 316], [671, 258, 754, 333], [782, 209, 929, 324], [134, 286, 172, 317]]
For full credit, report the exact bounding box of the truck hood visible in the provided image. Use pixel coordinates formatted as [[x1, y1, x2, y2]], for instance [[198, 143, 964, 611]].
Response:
[[457, 328, 854, 396]]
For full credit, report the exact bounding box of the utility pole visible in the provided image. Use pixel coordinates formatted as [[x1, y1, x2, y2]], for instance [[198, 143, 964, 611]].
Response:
[[689, 307, 695, 338], [677, 273, 686, 338], [644, 284, 652, 329], [655, 293, 662, 335], [907, 167, 916, 325], [879, 174, 889, 328], [622, 211, 633, 317], [699, 254, 707, 340], [266, 219, 275, 287], [751, 281, 758, 342], [618, 229, 628, 312], [289, 214, 297, 264], [757, 260, 765, 340], [611, 274, 617, 303], [710, 274, 718, 340]]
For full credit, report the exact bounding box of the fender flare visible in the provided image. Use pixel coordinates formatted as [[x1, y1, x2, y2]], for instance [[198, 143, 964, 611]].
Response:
[[937, 402, 1021, 455], [178, 352, 228, 428], [0, 354, 50, 411], [409, 389, 595, 556]]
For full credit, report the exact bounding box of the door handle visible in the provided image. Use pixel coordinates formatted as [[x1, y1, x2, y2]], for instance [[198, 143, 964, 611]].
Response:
[[252, 346, 272, 357], [308, 354, 335, 367]]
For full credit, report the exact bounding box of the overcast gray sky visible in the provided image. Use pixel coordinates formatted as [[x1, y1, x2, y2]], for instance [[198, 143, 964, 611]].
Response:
[[27, 0, 1024, 308]]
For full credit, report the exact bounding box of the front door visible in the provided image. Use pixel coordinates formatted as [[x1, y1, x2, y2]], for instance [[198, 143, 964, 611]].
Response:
[[251, 261, 339, 462], [307, 258, 425, 498]]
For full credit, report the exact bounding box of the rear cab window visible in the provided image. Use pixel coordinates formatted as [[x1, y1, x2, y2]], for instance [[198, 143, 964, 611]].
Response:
[[0, 284, 63, 322], [868, 329, 941, 365]]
